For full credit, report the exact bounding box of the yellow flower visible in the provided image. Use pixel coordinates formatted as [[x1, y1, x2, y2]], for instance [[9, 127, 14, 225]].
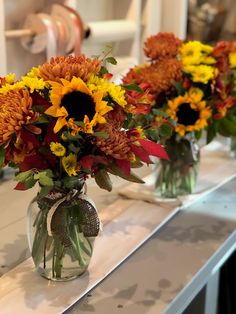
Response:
[[50, 142, 66, 156], [200, 43, 213, 54], [180, 41, 203, 65], [229, 52, 236, 68], [201, 56, 216, 65], [21, 76, 46, 93], [135, 126, 145, 138], [62, 153, 78, 176], [45, 76, 112, 133], [108, 84, 127, 107], [167, 91, 212, 136], [88, 75, 127, 108], [129, 153, 137, 162], [188, 87, 204, 102], [0, 81, 24, 94], [26, 67, 40, 78], [180, 41, 215, 66], [5, 73, 16, 84], [183, 65, 215, 84]]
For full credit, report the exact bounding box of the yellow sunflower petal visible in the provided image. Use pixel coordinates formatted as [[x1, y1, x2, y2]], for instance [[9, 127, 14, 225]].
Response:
[[54, 116, 68, 133]]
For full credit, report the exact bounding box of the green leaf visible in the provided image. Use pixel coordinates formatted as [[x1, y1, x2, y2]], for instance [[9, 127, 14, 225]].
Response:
[[100, 66, 109, 74], [39, 175, 54, 187], [73, 121, 84, 127], [173, 81, 185, 95], [62, 131, 82, 141], [44, 169, 54, 178], [145, 128, 160, 142], [40, 175, 53, 186], [207, 124, 217, 144], [68, 143, 80, 154], [194, 130, 202, 141], [34, 171, 54, 186], [37, 186, 52, 199], [15, 170, 34, 182], [159, 124, 172, 138], [93, 131, 109, 139], [37, 115, 49, 123], [219, 116, 236, 136], [169, 118, 177, 127], [152, 108, 169, 118], [94, 169, 112, 192], [122, 84, 144, 93], [0, 146, 5, 168], [62, 176, 82, 189], [123, 113, 133, 129], [24, 176, 37, 190], [105, 56, 117, 65], [8, 161, 17, 168], [110, 165, 144, 184]]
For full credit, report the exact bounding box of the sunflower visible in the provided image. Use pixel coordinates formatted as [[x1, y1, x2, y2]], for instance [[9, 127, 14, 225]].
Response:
[[167, 88, 212, 136], [0, 88, 39, 144], [45, 76, 113, 133]]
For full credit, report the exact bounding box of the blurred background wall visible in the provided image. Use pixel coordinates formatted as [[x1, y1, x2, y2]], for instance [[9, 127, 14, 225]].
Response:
[[0, 0, 235, 78], [0, 0, 188, 78]]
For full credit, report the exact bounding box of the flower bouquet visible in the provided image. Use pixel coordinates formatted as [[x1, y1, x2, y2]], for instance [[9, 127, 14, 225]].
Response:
[[123, 33, 221, 198], [0, 54, 168, 280], [205, 40, 236, 155]]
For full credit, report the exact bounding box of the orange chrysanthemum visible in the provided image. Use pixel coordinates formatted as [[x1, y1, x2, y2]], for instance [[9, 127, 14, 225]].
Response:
[[212, 41, 232, 58], [212, 41, 236, 73], [139, 59, 183, 96], [38, 55, 101, 83], [95, 123, 131, 160], [104, 105, 127, 129], [144, 32, 182, 60], [0, 89, 39, 144]]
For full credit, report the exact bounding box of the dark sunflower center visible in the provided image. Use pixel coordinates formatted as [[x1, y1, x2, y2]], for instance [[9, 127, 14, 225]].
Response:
[[61, 91, 96, 121], [176, 103, 200, 126]]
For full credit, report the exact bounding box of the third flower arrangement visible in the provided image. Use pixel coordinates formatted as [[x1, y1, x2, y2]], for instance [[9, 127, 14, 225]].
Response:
[[123, 32, 236, 198]]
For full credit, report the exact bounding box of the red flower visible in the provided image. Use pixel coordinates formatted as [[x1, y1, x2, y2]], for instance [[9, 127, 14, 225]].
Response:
[[214, 96, 235, 119], [125, 83, 154, 114], [31, 92, 51, 111]]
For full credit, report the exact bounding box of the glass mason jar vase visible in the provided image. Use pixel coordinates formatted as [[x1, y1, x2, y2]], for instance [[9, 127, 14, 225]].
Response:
[[229, 135, 236, 157], [155, 134, 200, 199], [27, 182, 100, 281]]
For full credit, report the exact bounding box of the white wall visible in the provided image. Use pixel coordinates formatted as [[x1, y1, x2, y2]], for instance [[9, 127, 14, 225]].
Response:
[[1, 0, 188, 77], [0, 0, 6, 75]]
